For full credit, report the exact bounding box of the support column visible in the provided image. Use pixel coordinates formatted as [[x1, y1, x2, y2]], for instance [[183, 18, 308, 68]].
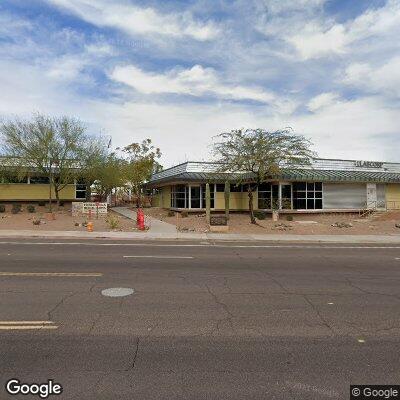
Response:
[[278, 183, 282, 210]]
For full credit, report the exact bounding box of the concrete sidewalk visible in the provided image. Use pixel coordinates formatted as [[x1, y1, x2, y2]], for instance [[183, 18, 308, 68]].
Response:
[[113, 207, 177, 234], [0, 228, 400, 243]]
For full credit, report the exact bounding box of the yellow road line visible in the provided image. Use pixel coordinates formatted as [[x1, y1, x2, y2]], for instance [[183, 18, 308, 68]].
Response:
[[0, 325, 58, 330], [0, 321, 53, 325], [0, 272, 102, 277]]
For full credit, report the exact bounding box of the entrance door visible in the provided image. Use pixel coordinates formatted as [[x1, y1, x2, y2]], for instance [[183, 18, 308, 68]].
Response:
[[366, 183, 377, 207], [190, 186, 201, 209], [281, 184, 292, 209], [271, 184, 292, 209]]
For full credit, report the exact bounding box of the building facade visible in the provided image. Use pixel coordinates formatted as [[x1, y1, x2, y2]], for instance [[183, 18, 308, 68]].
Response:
[[147, 158, 400, 212]]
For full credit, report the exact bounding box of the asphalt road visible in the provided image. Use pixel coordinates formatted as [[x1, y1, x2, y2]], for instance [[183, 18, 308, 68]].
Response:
[[1, 239, 400, 399]]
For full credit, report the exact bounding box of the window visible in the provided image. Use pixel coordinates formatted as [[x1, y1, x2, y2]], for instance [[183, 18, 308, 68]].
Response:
[[201, 184, 215, 208], [1, 175, 28, 184], [230, 184, 242, 192], [258, 182, 272, 209], [76, 184, 86, 199], [293, 182, 323, 210], [216, 184, 225, 192], [171, 185, 188, 208], [30, 176, 50, 184]]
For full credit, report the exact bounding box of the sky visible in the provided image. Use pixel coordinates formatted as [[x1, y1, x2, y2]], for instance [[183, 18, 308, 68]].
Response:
[[0, 0, 399, 167]]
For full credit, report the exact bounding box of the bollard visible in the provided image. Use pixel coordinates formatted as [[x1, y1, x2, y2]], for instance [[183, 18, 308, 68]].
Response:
[[87, 221, 93, 232], [137, 209, 145, 231]]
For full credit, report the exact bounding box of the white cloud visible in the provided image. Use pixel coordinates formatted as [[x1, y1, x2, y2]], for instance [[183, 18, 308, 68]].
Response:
[[46, 55, 88, 81], [287, 23, 348, 60], [275, 0, 400, 59], [110, 64, 274, 103], [308, 92, 340, 112], [46, 0, 219, 41], [343, 57, 400, 98]]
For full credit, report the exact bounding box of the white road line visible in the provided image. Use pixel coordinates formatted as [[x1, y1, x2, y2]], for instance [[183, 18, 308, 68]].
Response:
[[0, 325, 58, 330], [0, 241, 399, 249], [123, 255, 194, 259], [0, 321, 53, 325], [0, 272, 102, 277], [0, 321, 58, 331]]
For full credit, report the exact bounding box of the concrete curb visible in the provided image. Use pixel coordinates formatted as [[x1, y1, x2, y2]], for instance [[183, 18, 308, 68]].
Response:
[[0, 229, 400, 243]]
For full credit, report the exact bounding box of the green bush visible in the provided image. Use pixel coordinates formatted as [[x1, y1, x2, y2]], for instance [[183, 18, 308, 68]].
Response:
[[0, 205, 5, 213], [27, 205, 36, 213], [254, 211, 267, 220], [286, 215, 294, 221], [106, 215, 120, 229], [11, 203, 21, 214]]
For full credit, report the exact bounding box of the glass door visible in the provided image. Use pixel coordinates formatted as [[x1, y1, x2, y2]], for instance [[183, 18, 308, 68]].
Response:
[[281, 184, 292, 210], [271, 184, 292, 210], [190, 186, 201, 209]]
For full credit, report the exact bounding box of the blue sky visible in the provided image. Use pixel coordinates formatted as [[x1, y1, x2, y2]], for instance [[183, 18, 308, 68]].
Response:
[[0, 0, 399, 166]]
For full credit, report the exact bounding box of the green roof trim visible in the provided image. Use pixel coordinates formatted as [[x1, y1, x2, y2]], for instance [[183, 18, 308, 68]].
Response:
[[148, 168, 400, 185]]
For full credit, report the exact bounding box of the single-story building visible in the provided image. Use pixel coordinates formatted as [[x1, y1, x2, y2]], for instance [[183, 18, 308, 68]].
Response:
[[0, 156, 87, 202], [147, 158, 400, 213], [0, 175, 86, 202]]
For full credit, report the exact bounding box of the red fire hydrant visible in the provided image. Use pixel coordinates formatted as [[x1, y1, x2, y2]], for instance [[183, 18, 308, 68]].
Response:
[[137, 208, 145, 231]]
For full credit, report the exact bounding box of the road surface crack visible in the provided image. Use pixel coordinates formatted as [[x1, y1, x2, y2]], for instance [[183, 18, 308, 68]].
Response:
[[302, 295, 336, 335], [125, 337, 140, 371], [47, 292, 77, 320], [345, 278, 400, 301], [205, 284, 235, 334]]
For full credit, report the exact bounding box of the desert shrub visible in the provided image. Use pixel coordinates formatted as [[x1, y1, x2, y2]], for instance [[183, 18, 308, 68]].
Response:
[[32, 218, 41, 225], [0, 205, 5, 213], [167, 210, 175, 217], [181, 210, 188, 218], [254, 211, 267, 220], [38, 201, 46, 207], [106, 215, 120, 229], [27, 205, 36, 213], [11, 203, 21, 214], [286, 215, 294, 221]]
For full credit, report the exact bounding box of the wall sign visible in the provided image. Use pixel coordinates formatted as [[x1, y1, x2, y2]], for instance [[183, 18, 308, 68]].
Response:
[[354, 161, 383, 168]]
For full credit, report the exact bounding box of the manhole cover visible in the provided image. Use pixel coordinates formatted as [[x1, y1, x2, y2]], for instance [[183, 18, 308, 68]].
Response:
[[101, 288, 134, 297]]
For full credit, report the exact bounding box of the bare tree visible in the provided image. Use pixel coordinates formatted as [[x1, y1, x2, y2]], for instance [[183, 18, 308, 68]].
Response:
[[213, 128, 315, 223], [0, 114, 85, 210]]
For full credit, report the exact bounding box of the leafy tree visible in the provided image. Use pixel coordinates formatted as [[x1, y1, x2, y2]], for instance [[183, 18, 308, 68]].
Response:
[[77, 137, 109, 201], [213, 128, 315, 223], [0, 114, 85, 210], [49, 116, 85, 207], [121, 139, 162, 208], [93, 153, 126, 202]]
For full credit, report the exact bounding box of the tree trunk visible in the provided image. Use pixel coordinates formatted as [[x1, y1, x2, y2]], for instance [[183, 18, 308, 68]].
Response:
[[85, 182, 91, 202], [248, 186, 256, 224], [55, 187, 60, 210], [48, 174, 53, 212], [205, 183, 211, 224], [224, 181, 230, 220], [136, 187, 142, 208]]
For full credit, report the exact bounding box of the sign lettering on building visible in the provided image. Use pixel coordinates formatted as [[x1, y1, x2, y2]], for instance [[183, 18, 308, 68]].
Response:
[[354, 161, 383, 168]]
